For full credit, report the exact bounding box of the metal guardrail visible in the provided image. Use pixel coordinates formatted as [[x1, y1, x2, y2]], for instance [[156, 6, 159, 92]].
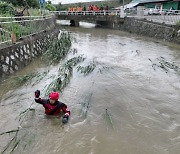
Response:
[[126, 8, 180, 25], [0, 15, 55, 45], [135, 14, 180, 25], [143, 8, 180, 16]]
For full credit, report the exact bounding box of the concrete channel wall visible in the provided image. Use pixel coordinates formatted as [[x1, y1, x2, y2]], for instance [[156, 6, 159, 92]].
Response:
[[119, 17, 180, 44], [57, 13, 180, 44], [96, 16, 180, 44], [0, 16, 58, 82]]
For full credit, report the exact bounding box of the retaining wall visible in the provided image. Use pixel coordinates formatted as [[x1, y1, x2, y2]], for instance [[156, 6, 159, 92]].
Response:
[[119, 17, 180, 44], [0, 16, 58, 82], [93, 16, 180, 44]]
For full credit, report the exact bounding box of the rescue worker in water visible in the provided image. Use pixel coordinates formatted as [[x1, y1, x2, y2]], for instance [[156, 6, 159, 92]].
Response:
[[34, 90, 70, 124]]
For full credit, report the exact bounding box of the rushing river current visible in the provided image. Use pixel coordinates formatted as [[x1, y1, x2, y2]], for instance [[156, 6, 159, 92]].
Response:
[[0, 23, 180, 154]]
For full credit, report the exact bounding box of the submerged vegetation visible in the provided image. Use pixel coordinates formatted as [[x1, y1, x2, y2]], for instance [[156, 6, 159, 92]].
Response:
[[9, 73, 37, 87], [0, 100, 35, 154], [5, 31, 106, 96], [43, 33, 71, 64], [149, 57, 180, 75], [104, 109, 114, 130], [1, 71, 48, 92], [0, 128, 20, 154], [79, 92, 93, 119], [0, 29, 115, 153], [1, 31, 72, 95], [45, 55, 86, 95], [77, 62, 96, 76]]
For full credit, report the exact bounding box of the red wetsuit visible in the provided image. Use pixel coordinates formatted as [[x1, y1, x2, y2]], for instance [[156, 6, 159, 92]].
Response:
[[35, 98, 70, 116]]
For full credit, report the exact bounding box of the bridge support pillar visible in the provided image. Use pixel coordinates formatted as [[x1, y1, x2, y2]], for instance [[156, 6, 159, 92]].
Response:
[[70, 20, 79, 27]]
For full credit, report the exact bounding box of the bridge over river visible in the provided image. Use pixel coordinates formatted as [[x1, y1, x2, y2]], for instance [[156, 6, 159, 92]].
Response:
[[53, 10, 180, 26], [54, 10, 124, 27]]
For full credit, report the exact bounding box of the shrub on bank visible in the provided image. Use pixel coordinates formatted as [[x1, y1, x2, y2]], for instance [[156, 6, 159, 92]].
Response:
[[0, 1, 14, 15], [3, 23, 32, 40]]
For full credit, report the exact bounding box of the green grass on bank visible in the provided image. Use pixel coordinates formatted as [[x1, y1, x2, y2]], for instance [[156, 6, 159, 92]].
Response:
[[0, 9, 41, 17], [27, 8, 41, 16], [0, 4, 48, 42]]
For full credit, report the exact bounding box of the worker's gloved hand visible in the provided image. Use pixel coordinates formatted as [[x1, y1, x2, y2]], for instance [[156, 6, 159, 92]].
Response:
[[34, 90, 40, 98], [62, 113, 69, 124]]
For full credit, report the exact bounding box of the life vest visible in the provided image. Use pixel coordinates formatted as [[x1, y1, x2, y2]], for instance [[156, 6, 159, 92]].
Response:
[[43, 101, 64, 115]]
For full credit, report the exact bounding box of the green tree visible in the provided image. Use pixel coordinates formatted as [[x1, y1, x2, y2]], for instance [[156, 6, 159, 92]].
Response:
[[0, 1, 14, 15], [1, 0, 39, 8], [26, 0, 39, 8], [55, 2, 68, 11], [47, 1, 52, 4], [55, 2, 62, 11], [45, 2, 56, 11]]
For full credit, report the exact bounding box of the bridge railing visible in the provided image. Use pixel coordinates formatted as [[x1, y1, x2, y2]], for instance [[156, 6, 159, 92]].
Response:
[[0, 15, 55, 46], [51, 10, 180, 25], [136, 14, 180, 25], [51, 10, 121, 16], [136, 8, 180, 25]]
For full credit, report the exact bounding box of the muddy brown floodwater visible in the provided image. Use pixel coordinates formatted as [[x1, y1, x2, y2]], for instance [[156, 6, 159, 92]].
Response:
[[0, 25, 180, 154]]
